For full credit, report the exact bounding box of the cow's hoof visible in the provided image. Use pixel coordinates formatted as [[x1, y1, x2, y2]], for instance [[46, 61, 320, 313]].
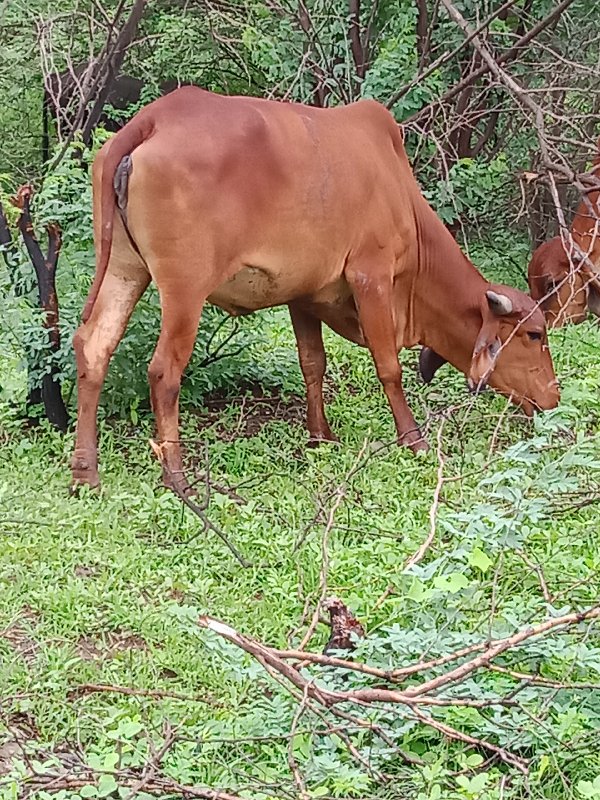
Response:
[[69, 475, 101, 496], [412, 440, 430, 455], [70, 451, 100, 493], [400, 433, 429, 454]]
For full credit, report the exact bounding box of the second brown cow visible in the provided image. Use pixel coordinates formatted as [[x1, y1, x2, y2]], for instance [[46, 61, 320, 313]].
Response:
[[528, 140, 600, 328]]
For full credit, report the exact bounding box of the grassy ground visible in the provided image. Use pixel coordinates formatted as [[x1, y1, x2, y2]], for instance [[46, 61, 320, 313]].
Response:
[[1, 308, 599, 800]]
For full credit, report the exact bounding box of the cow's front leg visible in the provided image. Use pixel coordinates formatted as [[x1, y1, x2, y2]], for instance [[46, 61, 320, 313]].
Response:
[[288, 303, 338, 446], [347, 269, 428, 452]]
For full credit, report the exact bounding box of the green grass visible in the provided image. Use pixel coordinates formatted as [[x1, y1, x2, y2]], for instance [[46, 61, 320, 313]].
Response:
[[1, 310, 599, 800]]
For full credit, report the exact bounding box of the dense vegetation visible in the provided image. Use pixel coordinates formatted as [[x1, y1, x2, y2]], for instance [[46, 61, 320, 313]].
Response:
[[0, 1, 599, 799]]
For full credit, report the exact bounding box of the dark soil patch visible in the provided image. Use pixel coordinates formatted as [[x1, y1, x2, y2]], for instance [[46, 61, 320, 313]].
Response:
[[191, 386, 305, 440], [0, 712, 39, 776], [1, 608, 40, 666], [102, 385, 307, 460], [76, 630, 149, 661], [74, 564, 97, 578]]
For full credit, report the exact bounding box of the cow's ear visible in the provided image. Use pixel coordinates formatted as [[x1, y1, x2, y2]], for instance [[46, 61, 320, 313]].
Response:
[[419, 347, 447, 383], [397, 123, 404, 143], [486, 290, 513, 316], [468, 332, 501, 392]]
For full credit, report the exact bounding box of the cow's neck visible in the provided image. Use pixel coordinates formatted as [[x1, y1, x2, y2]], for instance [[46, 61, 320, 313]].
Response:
[[411, 201, 488, 376]]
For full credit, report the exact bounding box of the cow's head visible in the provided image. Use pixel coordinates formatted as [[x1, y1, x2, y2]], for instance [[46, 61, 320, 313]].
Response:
[[468, 286, 559, 415], [420, 285, 559, 415], [528, 238, 588, 328]]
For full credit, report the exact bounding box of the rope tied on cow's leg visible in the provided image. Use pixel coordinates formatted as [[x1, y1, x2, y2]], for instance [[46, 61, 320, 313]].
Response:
[[149, 437, 192, 496]]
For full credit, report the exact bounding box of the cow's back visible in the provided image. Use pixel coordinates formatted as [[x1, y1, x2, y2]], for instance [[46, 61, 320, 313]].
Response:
[[122, 88, 417, 309]]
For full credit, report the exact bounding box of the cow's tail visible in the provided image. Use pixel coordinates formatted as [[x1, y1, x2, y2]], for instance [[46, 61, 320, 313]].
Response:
[[81, 116, 152, 323]]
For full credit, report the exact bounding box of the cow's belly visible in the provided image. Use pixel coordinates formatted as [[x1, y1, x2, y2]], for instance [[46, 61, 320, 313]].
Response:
[[207, 256, 349, 316], [207, 264, 365, 345], [207, 265, 285, 314]]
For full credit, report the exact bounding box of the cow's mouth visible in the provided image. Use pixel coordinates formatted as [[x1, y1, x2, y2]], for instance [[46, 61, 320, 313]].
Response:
[[519, 398, 536, 417], [493, 389, 537, 417]]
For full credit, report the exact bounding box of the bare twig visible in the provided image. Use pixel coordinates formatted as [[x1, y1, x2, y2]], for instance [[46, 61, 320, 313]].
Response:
[[404, 419, 446, 569], [69, 683, 220, 706], [150, 439, 251, 568]]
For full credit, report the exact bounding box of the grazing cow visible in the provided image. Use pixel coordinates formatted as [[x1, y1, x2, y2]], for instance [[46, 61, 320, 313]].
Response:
[[71, 88, 559, 493], [527, 237, 600, 327], [527, 141, 600, 328]]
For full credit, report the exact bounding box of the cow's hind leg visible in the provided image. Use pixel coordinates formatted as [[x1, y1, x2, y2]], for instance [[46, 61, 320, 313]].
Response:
[[71, 266, 150, 489], [289, 303, 338, 445], [148, 287, 205, 494], [346, 264, 428, 452]]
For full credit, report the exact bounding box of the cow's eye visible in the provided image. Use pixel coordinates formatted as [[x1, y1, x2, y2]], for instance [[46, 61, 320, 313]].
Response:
[[527, 331, 542, 341]]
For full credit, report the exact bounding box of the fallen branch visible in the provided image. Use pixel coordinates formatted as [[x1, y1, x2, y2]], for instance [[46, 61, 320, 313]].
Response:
[[199, 604, 600, 773], [488, 665, 600, 691], [122, 721, 178, 800], [411, 706, 527, 773], [402, 605, 600, 698], [150, 439, 251, 568], [21, 774, 243, 800]]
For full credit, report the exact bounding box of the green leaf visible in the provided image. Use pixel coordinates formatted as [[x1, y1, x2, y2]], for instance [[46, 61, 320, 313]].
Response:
[[468, 547, 492, 573], [434, 572, 470, 594], [577, 777, 600, 798], [79, 786, 98, 798], [465, 754, 484, 767], [406, 577, 426, 601], [537, 754, 550, 778], [429, 784, 442, 800], [103, 752, 120, 771], [97, 775, 118, 798], [118, 721, 144, 739]]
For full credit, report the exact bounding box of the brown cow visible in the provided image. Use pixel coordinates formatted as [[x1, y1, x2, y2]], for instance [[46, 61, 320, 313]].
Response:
[[527, 141, 600, 328], [527, 236, 600, 327], [71, 88, 559, 493]]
